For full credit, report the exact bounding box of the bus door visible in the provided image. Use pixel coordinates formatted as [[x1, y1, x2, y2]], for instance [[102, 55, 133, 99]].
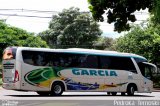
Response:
[[139, 62, 157, 92]]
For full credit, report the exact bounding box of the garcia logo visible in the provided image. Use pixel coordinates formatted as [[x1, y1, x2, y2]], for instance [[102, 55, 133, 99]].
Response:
[[72, 68, 117, 76]]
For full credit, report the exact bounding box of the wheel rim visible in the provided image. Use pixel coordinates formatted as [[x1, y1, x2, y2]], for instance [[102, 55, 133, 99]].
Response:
[[54, 85, 61, 94]]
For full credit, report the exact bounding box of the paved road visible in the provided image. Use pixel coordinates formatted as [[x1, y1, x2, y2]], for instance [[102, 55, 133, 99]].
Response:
[[0, 88, 160, 106]]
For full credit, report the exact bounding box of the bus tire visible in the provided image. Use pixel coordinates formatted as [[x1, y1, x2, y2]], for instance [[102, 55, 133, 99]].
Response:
[[107, 92, 111, 95], [111, 92, 117, 96], [121, 92, 125, 96], [127, 84, 136, 96], [50, 82, 64, 96], [36, 91, 50, 96]]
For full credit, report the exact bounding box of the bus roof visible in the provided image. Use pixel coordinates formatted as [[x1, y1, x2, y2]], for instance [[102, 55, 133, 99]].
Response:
[[66, 48, 146, 60], [16, 47, 147, 60]]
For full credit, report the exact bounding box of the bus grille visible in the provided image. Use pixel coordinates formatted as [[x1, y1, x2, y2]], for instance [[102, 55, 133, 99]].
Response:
[[3, 64, 14, 69]]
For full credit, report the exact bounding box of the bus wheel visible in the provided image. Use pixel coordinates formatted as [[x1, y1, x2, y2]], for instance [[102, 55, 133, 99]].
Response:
[[121, 92, 125, 96], [111, 92, 117, 96], [107, 92, 111, 95], [51, 82, 64, 96], [127, 85, 135, 96], [37, 91, 50, 96]]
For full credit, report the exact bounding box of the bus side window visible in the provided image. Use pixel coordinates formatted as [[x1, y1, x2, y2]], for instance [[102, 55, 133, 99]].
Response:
[[99, 56, 137, 73], [32, 52, 48, 66], [22, 51, 50, 66], [79, 55, 98, 69], [99, 56, 110, 69], [22, 51, 34, 65]]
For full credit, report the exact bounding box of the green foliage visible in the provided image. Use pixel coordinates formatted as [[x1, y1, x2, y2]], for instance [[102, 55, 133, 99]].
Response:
[[0, 21, 48, 60], [94, 36, 115, 50], [0, 62, 1, 84], [153, 0, 160, 23], [0, 78, 2, 85], [0, 21, 48, 47], [39, 7, 102, 48], [0, 64, 1, 79], [114, 24, 160, 64], [153, 74, 160, 88], [88, 0, 160, 32]]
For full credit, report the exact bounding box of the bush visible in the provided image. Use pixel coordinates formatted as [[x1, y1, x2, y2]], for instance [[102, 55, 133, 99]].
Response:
[[0, 78, 2, 85], [0, 63, 1, 78], [153, 74, 160, 88], [0, 64, 1, 78], [0, 62, 2, 85]]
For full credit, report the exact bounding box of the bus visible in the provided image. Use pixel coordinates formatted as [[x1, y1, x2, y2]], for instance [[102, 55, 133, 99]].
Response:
[[2, 47, 157, 96]]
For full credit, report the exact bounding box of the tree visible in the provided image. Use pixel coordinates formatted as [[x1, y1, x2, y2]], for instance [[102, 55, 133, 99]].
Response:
[[39, 7, 102, 48], [153, 0, 160, 23], [88, 0, 160, 32], [93, 36, 115, 50], [0, 21, 48, 60], [114, 25, 160, 65]]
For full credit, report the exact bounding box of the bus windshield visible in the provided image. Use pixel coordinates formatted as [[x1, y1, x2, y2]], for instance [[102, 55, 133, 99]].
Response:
[[138, 62, 157, 80], [3, 47, 17, 60]]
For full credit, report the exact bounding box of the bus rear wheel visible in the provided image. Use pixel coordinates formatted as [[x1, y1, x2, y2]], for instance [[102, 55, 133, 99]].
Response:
[[107, 92, 111, 95], [50, 82, 64, 96], [127, 85, 135, 96], [121, 92, 125, 96]]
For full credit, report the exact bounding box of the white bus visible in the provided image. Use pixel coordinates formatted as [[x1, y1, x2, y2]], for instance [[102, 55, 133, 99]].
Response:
[[2, 47, 157, 96]]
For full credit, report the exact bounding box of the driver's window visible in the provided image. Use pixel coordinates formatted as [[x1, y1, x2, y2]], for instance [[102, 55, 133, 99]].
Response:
[[138, 63, 153, 80], [144, 65, 152, 79]]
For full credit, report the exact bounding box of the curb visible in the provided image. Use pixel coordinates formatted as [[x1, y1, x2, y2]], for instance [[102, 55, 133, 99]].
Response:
[[153, 88, 160, 92], [153, 90, 160, 92]]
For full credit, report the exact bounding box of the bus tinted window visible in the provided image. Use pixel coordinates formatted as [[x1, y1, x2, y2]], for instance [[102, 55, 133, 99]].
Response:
[[22, 51, 50, 66], [100, 56, 137, 73], [49, 52, 81, 67], [22, 51, 98, 68], [138, 63, 154, 80], [134, 58, 147, 63], [3, 47, 17, 60], [22, 50, 135, 71], [79, 55, 98, 68]]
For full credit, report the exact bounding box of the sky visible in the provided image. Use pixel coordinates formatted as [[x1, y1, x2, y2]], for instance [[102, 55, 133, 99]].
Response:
[[0, 0, 149, 38]]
